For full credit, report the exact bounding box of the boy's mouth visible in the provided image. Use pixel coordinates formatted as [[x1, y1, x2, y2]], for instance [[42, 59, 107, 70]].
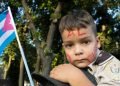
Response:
[[75, 59, 87, 63]]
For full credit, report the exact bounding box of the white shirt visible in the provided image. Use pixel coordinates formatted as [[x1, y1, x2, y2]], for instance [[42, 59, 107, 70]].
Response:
[[88, 51, 120, 86]]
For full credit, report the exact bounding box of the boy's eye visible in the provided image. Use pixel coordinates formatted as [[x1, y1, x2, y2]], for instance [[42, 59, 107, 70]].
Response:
[[81, 40, 91, 45], [64, 44, 73, 49]]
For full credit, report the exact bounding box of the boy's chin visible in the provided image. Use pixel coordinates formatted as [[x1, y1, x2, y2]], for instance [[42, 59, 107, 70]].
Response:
[[74, 63, 89, 68]]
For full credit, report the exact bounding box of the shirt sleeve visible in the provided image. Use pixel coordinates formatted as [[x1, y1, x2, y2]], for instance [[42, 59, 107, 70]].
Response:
[[96, 57, 120, 86]]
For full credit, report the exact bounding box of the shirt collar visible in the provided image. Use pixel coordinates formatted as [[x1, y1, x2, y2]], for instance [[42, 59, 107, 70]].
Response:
[[94, 50, 112, 65]]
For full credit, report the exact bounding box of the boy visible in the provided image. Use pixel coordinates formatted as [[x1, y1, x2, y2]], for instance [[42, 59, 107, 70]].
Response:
[[50, 9, 120, 86]]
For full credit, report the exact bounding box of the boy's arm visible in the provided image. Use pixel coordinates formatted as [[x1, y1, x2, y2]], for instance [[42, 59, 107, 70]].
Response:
[[50, 64, 95, 86]]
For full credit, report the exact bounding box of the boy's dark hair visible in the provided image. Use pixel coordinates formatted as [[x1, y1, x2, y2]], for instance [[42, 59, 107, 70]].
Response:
[[59, 9, 97, 36]]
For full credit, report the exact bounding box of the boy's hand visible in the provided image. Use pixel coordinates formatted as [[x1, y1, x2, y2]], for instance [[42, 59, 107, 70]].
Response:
[[50, 64, 74, 83], [50, 64, 82, 83], [50, 64, 94, 86]]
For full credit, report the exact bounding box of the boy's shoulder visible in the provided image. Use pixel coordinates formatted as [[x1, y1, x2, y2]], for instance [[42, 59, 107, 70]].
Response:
[[94, 50, 120, 66], [93, 50, 120, 84]]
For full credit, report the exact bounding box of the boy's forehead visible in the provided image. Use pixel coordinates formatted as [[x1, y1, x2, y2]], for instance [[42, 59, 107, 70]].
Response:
[[61, 28, 96, 43], [62, 28, 93, 37]]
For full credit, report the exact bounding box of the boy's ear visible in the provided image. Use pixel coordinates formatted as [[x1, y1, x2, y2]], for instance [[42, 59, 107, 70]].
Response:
[[96, 36, 101, 48]]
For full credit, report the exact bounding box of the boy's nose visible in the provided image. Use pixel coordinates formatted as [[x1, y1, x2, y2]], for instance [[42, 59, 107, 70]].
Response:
[[74, 45, 83, 55]]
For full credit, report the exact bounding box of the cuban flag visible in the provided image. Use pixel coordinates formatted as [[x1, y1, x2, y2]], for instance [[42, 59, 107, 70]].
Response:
[[0, 10, 16, 55]]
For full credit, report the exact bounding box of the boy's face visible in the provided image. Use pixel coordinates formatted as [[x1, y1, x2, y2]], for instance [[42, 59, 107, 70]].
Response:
[[62, 27, 100, 68]]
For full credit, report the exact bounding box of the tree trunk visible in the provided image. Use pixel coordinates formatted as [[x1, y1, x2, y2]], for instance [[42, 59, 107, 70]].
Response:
[[34, 40, 43, 73], [19, 58, 24, 86], [42, 2, 63, 76], [21, 0, 41, 74], [3, 56, 12, 79], [21, 0, 63, 77]]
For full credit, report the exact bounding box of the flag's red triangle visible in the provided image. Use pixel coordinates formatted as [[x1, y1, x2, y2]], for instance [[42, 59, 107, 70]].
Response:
[[3, 12, 14, 31]]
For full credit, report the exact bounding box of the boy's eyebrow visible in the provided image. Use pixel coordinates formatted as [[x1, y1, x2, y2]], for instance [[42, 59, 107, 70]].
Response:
[[63, 36, 92, 43], [79, 36, 92, 40], [62, 40, 73, 44]]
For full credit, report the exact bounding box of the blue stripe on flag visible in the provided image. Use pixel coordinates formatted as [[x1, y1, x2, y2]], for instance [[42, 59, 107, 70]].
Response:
[[0, 29, 5, 37], [0, 32, 15, 55], [0, 11, 8, 22]]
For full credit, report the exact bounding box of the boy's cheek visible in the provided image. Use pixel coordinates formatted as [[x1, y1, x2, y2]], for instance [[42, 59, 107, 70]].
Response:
[[87, 52, 96, 63], [87, 45, 97, 62], [66, 53, 73, 63]]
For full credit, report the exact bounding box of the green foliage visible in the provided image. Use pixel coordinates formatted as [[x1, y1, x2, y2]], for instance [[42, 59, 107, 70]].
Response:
[[51, 53, 64, 68], [50, 13, 61, 21], [51, 54, 59, 68], [4, 44, 16, 61]]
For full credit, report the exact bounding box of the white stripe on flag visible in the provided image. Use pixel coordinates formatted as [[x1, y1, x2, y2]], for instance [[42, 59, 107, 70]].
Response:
[[0, 30, 14, 46], [0, 18, 6, 30]]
